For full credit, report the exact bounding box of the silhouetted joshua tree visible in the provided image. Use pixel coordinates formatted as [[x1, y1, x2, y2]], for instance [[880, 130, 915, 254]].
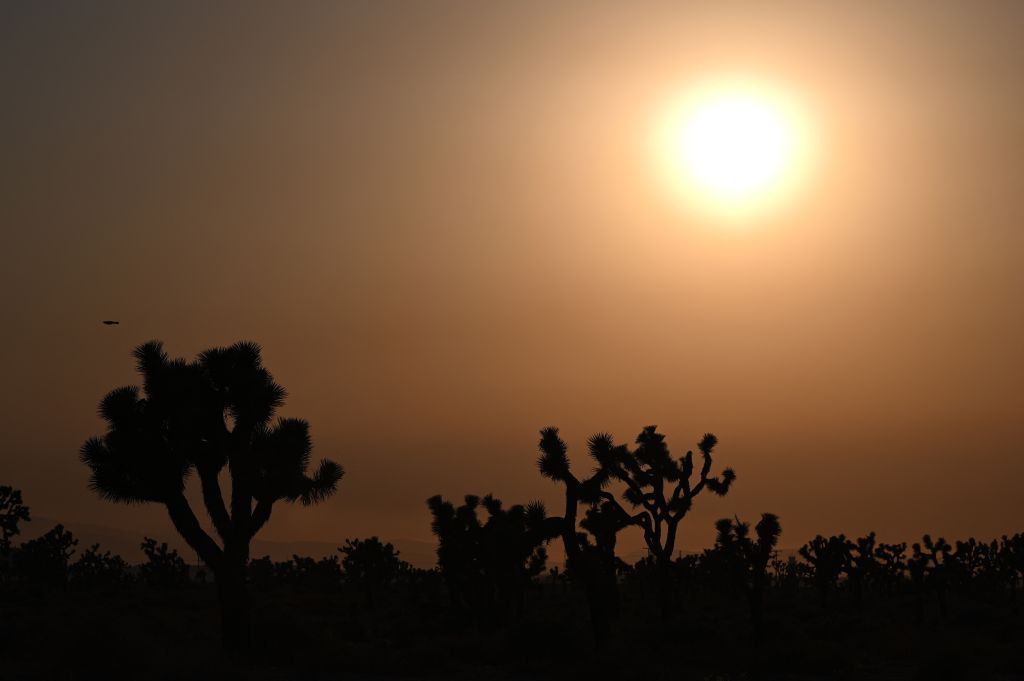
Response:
[[579, 500, 634, 612], [999, 533, 1024, 611], [80, 341, 344, 650], [536, 427, 631, 644], [844, 533, 879, 607], [70, 544, 130, 590], [427, 493, 553, 625], [0, 485, 31, 557], [287, 554, 342, 589], [590, 426, 735, 620], [873, 541, 908, 595], [340, 536, 405, 606], [770, 555, 809, 596], [910, 535, 952, 617], [713, 513, 781, 636], [799, 534, 848, 608], [140, 537, 189, 589], [14, 524, 77, 588], [948, 537, 1006, 596]]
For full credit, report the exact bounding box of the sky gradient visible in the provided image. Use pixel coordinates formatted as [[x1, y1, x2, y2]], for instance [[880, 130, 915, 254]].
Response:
[[2, 1, 1022, 561]]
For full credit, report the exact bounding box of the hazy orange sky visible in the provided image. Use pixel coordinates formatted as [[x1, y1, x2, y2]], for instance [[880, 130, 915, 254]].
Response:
[[2, 2, 1022, 561]]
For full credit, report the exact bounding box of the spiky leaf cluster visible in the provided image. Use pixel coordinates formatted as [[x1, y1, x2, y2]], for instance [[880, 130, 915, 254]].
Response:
[[81, 341, 342, 510]]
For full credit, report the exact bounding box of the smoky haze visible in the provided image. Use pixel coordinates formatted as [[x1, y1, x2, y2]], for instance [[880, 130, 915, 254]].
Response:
[[1, 1, 1022, 562]]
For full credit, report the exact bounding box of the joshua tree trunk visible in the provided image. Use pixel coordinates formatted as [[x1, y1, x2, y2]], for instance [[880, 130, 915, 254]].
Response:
[[655, 553, 678, 621], [748, 586, 763, 638], [583, 580, 611, 645], [166, 492, 254, 651], [554, 480, 612, 646], [216, 564, 250, 652], [851, 572, 863, 609], [560, 508, 610, 645]]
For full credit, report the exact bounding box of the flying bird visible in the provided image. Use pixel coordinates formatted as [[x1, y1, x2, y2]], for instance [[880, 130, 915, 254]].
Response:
[[101, 320, 120, 325]]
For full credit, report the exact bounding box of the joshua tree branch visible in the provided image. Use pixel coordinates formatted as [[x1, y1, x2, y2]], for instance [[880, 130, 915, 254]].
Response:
[[644, 492, 665, 514], [664, 518, 680, 558], [653, 478, 669, 515], [699, 452, 713, 484], [618, 475, 658, 514], [670, 479, 687, 508], [228, 431, 254, 532], [165, 494, 224, 568], [689, 477, 707, 498], [598, 491, 651, 540], [198, 467, 232, 542], [250, 498, 274, 538]]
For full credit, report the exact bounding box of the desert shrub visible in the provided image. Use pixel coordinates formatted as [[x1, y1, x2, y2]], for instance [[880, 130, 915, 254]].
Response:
[[13, 524, 77, 588], [139, 537, 188, 589], [340, 536, 406, 605], [69, 544, 131, 590]]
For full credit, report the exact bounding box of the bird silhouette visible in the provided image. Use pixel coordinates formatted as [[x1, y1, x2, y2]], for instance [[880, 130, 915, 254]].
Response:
[[101, 320, 119, 325]]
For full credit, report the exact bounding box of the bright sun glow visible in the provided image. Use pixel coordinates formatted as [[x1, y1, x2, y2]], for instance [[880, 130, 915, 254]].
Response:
[[683, 96, 791, 199], [655, 82, 813, 220]]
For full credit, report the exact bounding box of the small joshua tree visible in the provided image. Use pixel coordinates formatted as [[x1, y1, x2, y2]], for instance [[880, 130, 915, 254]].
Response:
[[339, 536, 405, 606], [14, 524, 78, 588], [288, 554, 342, 590], [590, 426, 735, 620], [873, 541, 908, 594], [140, 537, 189, 589], [0, 485, 31, 582], [799, 534, 849, 608], [999, 533, 1024, 611], [80, 341, 344, 650], [910, 535, 952, 617], [713, 513, 782, 636], [0, 486, 31, 556], [949, 538, 988, 594], [70, 544, 131, 590], [427, 493, 554, 625], [844, 533, 879, 607]]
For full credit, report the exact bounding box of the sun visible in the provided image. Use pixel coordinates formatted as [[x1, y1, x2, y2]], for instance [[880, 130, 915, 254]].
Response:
[[682, 95, 791, 199], [655, 82, 811, 219]]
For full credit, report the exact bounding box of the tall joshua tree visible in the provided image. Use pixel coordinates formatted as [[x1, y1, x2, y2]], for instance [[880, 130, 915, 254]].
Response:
[[713, 513, 781, 636], [590, 426, 735, 620], [80, 341, 343, 650], [537, 427, 632, 644]]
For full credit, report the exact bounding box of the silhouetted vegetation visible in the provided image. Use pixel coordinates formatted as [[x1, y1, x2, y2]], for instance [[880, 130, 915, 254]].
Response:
[[140, 537, 189, 589], [69, 543, 131, 590], [0, 485, 31, 555], [1, 366, 1018, 679], [427, 492, 555, 626], [711, 512, 781, 636], [593, 426, 735, 620], [536, 426, 626, 644], [3, 467, 1024, 679], [339, 536, 408, 606], [799, 533, 849, 608], [0, 485, 31, 584], [14, 523, 77, 589], [79, 341, 344, 650]]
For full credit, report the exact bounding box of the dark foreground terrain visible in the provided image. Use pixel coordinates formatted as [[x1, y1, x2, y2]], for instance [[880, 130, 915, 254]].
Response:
[[1, 575, 1021, 681]]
